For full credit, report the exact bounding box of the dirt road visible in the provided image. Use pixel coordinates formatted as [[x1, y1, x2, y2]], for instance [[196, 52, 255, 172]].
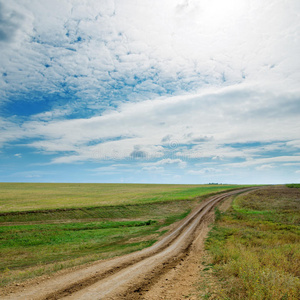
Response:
[[2, 188, 255, 300]]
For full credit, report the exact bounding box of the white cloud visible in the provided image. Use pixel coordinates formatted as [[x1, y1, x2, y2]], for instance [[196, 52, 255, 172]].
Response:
[[0, 0, 299, 109], [1, 83, 300, 164], [283, 163, 300, 167], [256, 164, 274, 171], [287, 140, 300, 150], [89, 163, 136, 175], [143, 158, 187, 169], [227, 156, 300, 168], [9, 170, 54, 178], [0, 117, 25, 147], [187, 168, 222, 175], [31, 107, 73, 121], [142, 166, 165, 172]]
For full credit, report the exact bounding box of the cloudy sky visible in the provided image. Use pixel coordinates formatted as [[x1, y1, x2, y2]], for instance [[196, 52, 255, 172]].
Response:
[[0, 0, 299, 184]]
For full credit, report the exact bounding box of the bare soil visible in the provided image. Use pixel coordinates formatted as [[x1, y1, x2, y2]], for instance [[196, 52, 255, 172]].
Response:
[[1, 188, 256, 300], [142, 194, 236, 300]]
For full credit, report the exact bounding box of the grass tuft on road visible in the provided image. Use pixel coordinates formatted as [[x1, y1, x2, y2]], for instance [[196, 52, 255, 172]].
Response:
[[205, 186, 300, 300]]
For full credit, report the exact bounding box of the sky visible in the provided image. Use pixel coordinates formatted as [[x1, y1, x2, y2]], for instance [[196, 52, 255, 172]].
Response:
[[0, 0, 299, 184]]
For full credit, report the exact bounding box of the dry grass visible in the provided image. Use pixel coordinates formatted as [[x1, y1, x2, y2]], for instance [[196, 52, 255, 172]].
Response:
[[205, 186, 300, 300]]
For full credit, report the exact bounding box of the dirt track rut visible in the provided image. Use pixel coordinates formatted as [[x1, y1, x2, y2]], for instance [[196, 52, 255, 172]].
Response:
[[2, 188, 256, 300]]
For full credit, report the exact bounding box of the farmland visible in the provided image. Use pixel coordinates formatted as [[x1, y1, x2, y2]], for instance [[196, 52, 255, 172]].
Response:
[[0, 183, 242, 212], [0, 183, 244, 287]]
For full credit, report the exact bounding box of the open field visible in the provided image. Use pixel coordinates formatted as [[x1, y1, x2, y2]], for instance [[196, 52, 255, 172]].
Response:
[[0, 183, 244, 212], [205, 185, 300, 299], [0, 183, 246, 287]]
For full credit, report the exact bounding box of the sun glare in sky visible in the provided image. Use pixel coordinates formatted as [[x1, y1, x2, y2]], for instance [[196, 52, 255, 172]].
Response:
[[202, 0, 247, 26]]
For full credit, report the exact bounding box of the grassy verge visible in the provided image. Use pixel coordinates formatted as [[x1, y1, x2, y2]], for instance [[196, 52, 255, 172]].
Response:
[[205, 186, 300, 299]]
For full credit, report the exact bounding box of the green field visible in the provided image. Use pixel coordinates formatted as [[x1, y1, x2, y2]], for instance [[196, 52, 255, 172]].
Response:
[[205, 185, 300, 299], [0, 183, 245, 286], [286, 183, 300, 188], [0, 183, 242, 212]]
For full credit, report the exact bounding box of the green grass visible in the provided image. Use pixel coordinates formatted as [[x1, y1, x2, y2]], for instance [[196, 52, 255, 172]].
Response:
[[0, 200, 194, 224], [0, 183, 245, 212], [0, 220, 158, 270], [205, 186, 300, 300], [287, 183, 300, 188], [0, 205, 190, 286]]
